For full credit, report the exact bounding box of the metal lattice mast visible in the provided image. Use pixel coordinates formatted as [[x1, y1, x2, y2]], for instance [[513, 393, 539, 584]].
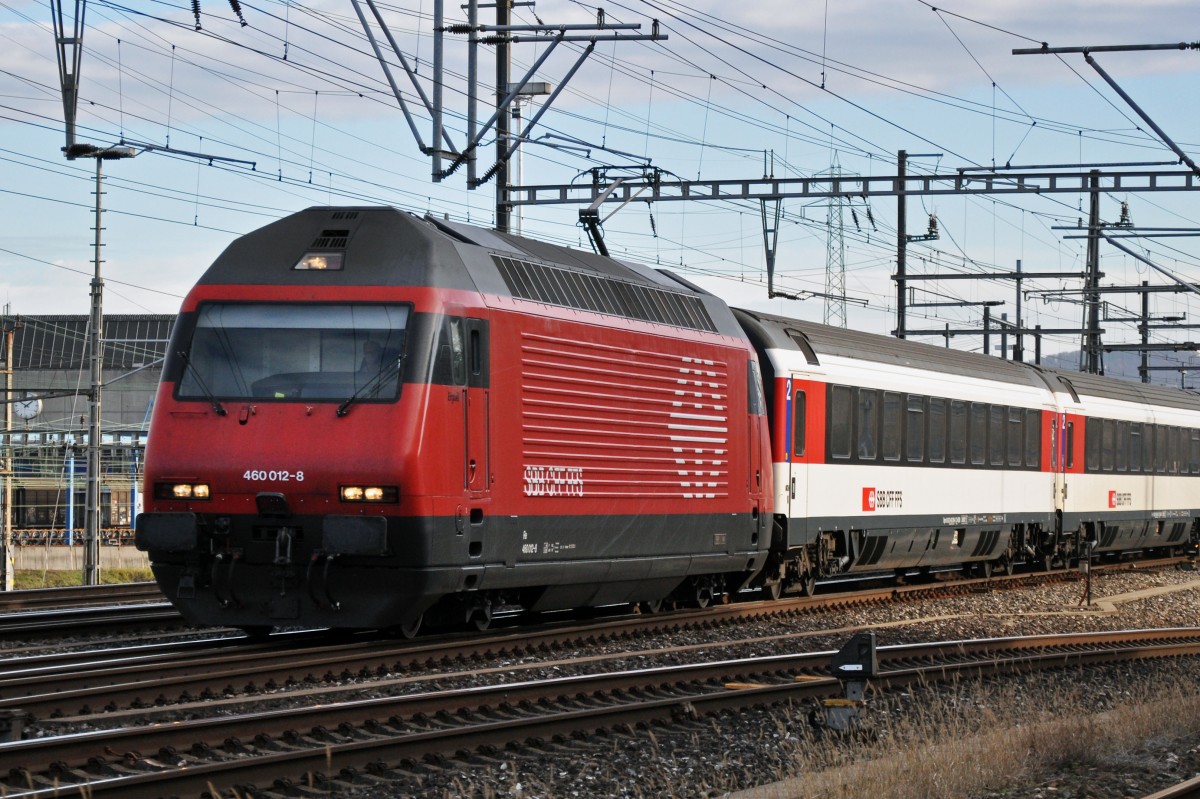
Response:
[[824, 157, 847, 327]]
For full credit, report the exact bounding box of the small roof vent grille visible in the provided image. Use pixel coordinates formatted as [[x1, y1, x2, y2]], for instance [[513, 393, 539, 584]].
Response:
[[330, 210, 359, 221], [311, 229, 350, 249]]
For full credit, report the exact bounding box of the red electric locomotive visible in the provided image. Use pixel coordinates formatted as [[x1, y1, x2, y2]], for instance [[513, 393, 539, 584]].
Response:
[[136, 207, 773, 635]]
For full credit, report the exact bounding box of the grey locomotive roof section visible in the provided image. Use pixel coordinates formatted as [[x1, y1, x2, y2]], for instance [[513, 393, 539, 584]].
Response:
[[197, 207, 479, 291], [434, 214, 747, 339], [734, 308, 1048, 390]]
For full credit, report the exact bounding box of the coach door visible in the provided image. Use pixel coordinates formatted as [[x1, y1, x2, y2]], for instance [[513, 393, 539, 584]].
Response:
[[785, 376, 809, 531], [463, 318, 491, 499]]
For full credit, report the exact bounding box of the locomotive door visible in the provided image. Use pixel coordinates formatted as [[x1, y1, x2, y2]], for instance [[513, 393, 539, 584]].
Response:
[[463, 318, 491, 498]]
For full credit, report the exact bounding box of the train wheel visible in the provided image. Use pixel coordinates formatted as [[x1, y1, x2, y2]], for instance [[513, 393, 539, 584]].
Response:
[[639, 598, 664, 614], [998, 556, 1014, 576], [398, 614, 422, 640], [694, 585, 712, 609], [1041, 553, 1055, 572], [799, 572, 816, 597], [976, 561, 993, 579], [760, 581, 783, 601]]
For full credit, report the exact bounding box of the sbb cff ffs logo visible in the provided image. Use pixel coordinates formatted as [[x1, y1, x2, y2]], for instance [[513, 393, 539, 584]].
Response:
[[862, 487, 903, 512], [1108, 490, 1132, 509]]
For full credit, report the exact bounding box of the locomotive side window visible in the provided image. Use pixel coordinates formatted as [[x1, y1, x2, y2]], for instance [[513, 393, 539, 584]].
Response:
[[856, 388, 877, 461], [906, 395, 925, 463], [969, 403, 986, 465], [450, 318, 467, 385], [950, 400, 967, 464], [829, 385, 852, 459], [747, 360, 766, 416], [928, 398, 946, 464], [881, 392, 901, 462], [988, 405, 1005, 466], [178, 303, 409, 402]]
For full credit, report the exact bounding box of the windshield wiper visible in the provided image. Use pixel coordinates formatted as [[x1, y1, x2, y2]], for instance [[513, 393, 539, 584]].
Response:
[[177, 349, 228, 416], [337, 354, 406, 418]]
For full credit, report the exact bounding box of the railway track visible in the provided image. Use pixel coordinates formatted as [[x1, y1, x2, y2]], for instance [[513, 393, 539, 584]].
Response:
[[0, 563, 1123, 721], [0, 582, 164, 613], [2, 628, 1197, 798], [0, 558, 1185, 723]]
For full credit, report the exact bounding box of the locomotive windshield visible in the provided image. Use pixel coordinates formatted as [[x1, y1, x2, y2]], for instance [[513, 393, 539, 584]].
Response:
[[176, 303, 409, 402]]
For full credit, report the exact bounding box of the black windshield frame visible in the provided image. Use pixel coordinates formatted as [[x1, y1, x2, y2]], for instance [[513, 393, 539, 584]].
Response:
[[175, 302, 411, 403]]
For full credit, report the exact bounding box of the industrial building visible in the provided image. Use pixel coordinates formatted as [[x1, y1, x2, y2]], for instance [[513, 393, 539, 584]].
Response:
[[2, 313, 172, 568]]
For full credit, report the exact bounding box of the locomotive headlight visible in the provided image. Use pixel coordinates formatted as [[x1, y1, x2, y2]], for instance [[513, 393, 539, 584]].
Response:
[[339, 485, 399, 503], [155, 482, 212, 500]]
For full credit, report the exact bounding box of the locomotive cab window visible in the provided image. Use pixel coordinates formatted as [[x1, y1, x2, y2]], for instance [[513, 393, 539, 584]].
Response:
[[177, 303, 409, 402]]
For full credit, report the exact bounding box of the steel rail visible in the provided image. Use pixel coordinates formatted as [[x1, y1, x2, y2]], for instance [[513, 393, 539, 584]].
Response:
[[0, 559, 1181, 719], [0, 583, 162, 613], [3, 628, 1199, 798]]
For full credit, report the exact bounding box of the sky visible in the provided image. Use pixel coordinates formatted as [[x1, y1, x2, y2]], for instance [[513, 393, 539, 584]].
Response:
[[2, 0, 1199, 366]]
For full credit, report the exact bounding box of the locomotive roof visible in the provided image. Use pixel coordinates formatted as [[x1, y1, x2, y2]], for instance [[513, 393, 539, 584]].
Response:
[[196, 206, 747, 339], [733, 308, 1200, 412]]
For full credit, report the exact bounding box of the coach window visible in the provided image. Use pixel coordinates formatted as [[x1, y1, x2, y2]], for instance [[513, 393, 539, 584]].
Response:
[[882, 392, 902, 462], [989, 405, 1005, 466], [1156, 425, 1169, 473], [1130, 423, 1143, 472], [929, 398, 946, 464], [1101, 419, 1116, 472], [1169, 427, 1181, 474], [969, 402, 987, 466], [1025, 409, 1040, 468], [857, 388, 878, 460], [1190, 429, 1200, 473], [830, 385, 852, 459], [1116, 421, 1129, 472], [1085, 419, 1101, 472], [792, 389, 807, 458], [950, 400, 967, 465], [1007, 408, 1023, 467], [906, 395, 926, 463]]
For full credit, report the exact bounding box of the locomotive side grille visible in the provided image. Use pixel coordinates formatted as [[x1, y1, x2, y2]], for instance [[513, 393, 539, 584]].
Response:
[[311, 229, 350, 249], [494, 255, 717, 333], [520, 332, 731, 500]]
